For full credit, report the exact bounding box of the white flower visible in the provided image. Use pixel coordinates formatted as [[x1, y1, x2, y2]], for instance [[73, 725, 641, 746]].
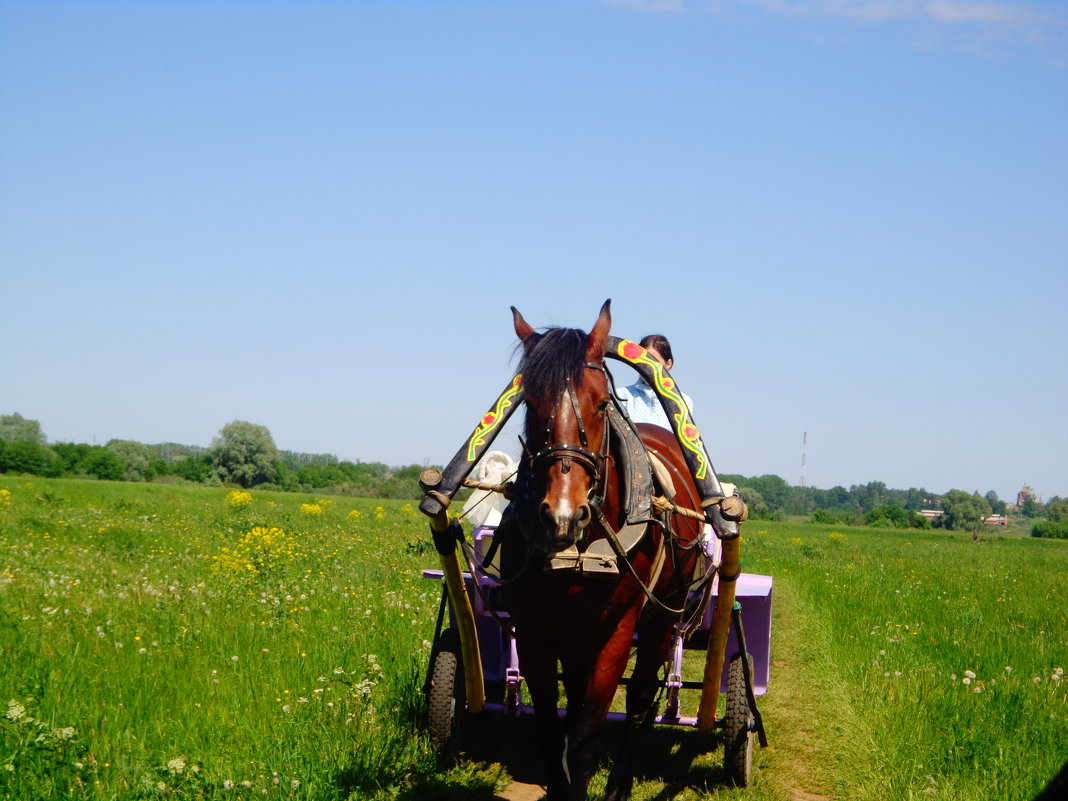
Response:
[[962, 677, 972, 685], [291, 779, 300, 789], [282, 705, 292, 714], [964, 670, 976, 679], [166, 756, 187, 774], [5, 700, 26, 722], [223, 779, 234, 789], [231, 656, 239, 662]]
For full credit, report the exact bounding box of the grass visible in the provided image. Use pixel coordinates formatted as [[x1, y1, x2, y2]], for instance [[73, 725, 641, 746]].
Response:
[[1, 477, 1065, 800]]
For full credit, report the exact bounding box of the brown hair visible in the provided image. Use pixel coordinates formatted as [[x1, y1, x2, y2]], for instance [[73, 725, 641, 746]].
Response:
[[639, 334, 673, 364]]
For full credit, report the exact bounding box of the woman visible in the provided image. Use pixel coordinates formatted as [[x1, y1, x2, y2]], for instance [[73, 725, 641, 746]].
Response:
[[616, 333, 694, 429]]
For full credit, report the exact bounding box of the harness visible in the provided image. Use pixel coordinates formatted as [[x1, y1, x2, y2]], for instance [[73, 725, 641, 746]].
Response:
[[507, 361, 718, 618]]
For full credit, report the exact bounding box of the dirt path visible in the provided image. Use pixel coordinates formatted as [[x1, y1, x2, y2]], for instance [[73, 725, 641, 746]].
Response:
[[753, 578, 883, 801]]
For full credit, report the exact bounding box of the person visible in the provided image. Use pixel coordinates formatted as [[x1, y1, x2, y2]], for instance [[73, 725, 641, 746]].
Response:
[[617, 334, 723, 580], [616, 333, 694, 430]]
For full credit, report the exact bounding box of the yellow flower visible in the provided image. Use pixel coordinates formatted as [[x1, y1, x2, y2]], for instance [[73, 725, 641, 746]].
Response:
[[300, 503, 323, 517], [226, 490, 253, 509]]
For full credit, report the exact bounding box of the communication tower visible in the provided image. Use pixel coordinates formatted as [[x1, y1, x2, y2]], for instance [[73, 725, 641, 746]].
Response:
[[800, 431, 807, 487]]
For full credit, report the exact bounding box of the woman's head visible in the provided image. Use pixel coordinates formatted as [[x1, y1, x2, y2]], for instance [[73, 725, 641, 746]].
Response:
[[639, 334, 673, 369]]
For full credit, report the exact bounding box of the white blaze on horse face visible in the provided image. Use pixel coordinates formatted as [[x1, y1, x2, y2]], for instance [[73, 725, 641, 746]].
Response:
[[544, 394, 587, 531]]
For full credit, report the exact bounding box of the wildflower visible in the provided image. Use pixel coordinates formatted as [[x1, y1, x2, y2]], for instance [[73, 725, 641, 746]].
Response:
[[282, 705, 292, 714], [166, 756, 187, 774], [291, 780, 300, 789], [964, 670, 976, 679], [300, 503, 323, 517], [962, 678, 972, 685], [5, 700, 26, 722], [226, 490, 253, 508], [223, 779, 234, 789]]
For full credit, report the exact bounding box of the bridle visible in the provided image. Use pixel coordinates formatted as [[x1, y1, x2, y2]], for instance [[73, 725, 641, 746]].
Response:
[[524, 362, 611, 514]]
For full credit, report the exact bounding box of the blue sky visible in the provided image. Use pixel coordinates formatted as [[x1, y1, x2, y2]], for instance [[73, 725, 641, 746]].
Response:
[[1, 0, 1065, 502]]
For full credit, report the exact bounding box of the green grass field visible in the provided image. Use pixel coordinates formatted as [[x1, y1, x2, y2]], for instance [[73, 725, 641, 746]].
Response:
[[1, 477, 1065, 800]]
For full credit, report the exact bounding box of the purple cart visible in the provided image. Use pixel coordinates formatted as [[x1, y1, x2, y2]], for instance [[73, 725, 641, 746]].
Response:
[[422, 524, 773, 785]]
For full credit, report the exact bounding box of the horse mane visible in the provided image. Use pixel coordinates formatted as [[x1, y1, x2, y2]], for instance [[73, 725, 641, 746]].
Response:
[[517, 326, 589, 418]]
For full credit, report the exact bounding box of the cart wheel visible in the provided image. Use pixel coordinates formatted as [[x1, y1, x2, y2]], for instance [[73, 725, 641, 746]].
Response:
[[724, 652, 754, 787], [427, 628, 466, 762]]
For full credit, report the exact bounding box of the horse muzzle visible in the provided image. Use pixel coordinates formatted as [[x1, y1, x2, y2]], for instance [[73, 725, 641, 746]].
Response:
[[539, 500, 592, 550]]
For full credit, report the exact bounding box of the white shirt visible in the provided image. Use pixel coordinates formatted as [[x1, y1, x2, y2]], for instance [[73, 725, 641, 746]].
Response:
[[616, 380, 694, 430]]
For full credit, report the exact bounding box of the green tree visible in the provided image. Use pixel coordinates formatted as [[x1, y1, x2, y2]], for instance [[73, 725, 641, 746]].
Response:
[[0, 413, 46, 444], [984, 490, 1007, 515], [209, 421, 280, 488], [1020, 495, 1044, 519], [173, 454, 212, 482], [1045, 497, 1068, 523], [106, 439, 154, 481], [0, 440, 63, 476], [941, 489, 992, 531], [83, 447, 126, 481]]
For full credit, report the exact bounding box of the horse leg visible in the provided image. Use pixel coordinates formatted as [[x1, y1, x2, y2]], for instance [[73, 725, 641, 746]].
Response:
[[561, 604, 642, 800], [604, 618, 675, 801], [517, 640, 570, 799]]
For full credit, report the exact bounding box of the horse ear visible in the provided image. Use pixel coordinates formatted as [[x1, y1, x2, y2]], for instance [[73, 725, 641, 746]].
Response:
[[511, 306, 537, 344], [586, 299, 611, 362]]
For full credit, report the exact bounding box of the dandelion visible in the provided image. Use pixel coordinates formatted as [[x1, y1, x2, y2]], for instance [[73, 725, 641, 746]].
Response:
[[962, 677, 972, 685], [231, 656, 239, 662], [291, 779, 300, 789], [226, 490, 253, 509], [964, 670, 976, 679], [282, 705, 292, 714]]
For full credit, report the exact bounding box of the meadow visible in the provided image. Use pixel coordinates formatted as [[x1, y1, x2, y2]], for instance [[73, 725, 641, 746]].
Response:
[[1, 476, 1065, 800]]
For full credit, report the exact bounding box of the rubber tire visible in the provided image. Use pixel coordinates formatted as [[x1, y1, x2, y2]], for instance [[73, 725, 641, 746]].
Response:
[[427, 628, 466, 762], [724, 652, 755, 787]]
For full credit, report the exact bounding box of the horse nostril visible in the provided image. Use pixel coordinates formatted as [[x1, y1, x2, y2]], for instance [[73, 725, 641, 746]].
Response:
[[575, 504, 591, 528], [540, 502, 556, 530]]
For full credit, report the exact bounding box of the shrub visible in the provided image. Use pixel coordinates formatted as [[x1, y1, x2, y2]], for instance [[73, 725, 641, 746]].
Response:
[[1032, 521, 1068, 539]]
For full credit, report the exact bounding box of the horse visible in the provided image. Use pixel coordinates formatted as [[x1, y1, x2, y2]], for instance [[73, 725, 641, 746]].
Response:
[[495, 299, 709, 801]]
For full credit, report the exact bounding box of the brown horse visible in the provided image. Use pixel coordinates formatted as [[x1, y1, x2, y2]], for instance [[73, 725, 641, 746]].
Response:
[[496, 300, 707, 801]]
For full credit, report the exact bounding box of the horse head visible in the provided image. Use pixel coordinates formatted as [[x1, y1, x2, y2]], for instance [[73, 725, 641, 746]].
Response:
[[511, 299, 613, 553]]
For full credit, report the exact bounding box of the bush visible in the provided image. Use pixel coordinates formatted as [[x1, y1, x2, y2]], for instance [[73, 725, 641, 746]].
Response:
[[0, 441, 63, 477], [1031, 521, 1068, 539], [812, 508, 839, 524]]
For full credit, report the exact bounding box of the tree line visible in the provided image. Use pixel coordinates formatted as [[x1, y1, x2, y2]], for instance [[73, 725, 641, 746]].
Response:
[[3, 411, 1065, 535], [0, 413, 423, 499], [721, 472, 1067, 535]]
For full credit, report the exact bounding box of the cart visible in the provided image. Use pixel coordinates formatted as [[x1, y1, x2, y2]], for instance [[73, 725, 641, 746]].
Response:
[[421, 523, 772, 786]]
